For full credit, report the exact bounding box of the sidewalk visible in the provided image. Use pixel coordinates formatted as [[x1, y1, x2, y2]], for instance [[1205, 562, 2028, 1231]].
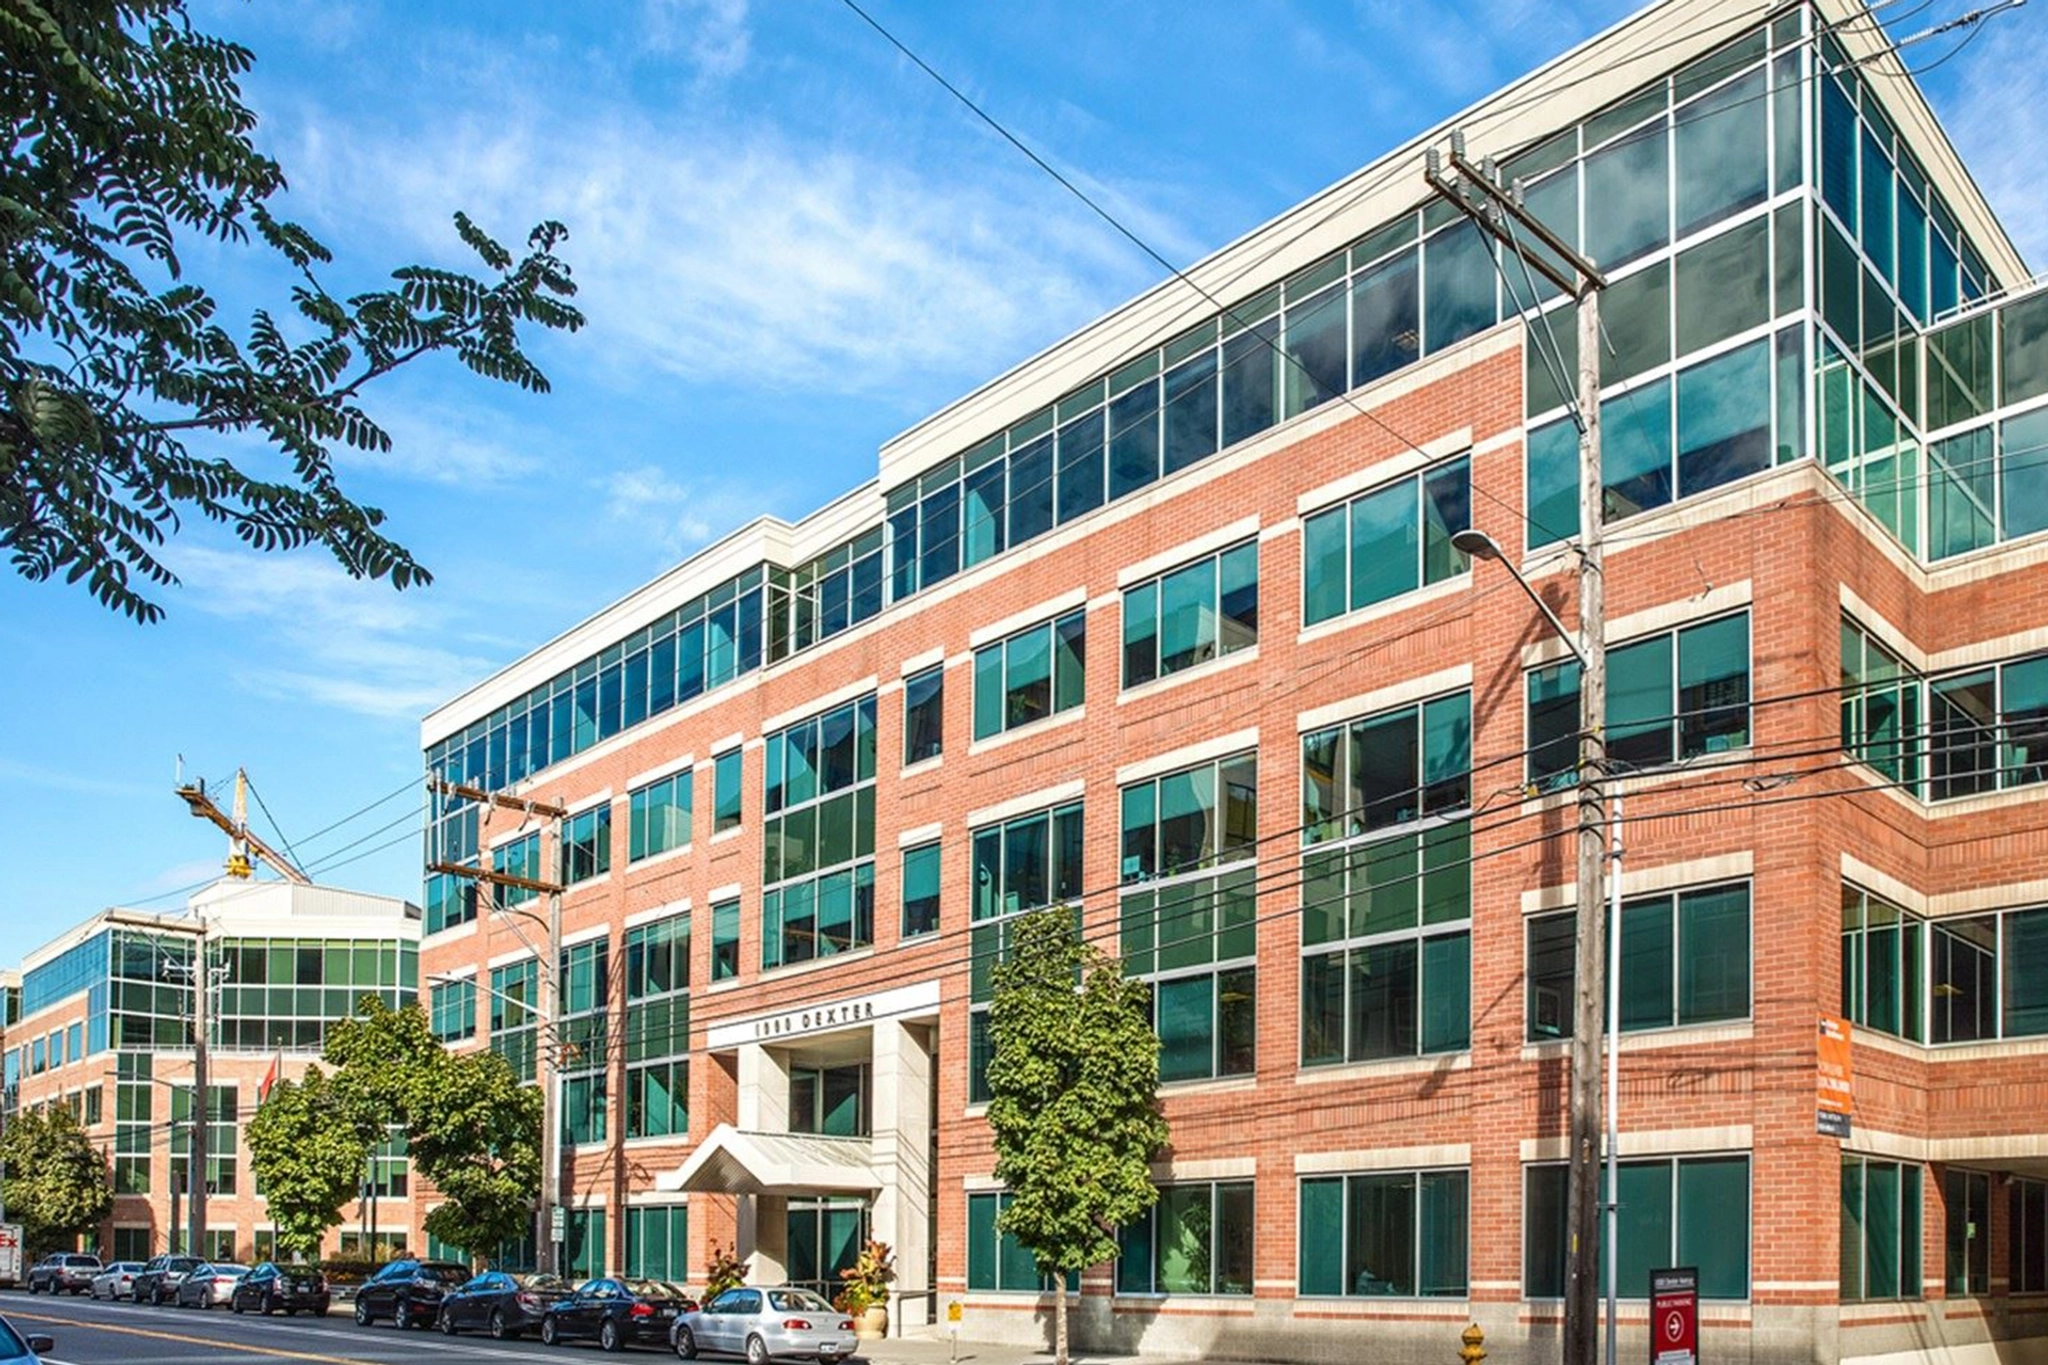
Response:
[[857, 1330, 1187, 1365]]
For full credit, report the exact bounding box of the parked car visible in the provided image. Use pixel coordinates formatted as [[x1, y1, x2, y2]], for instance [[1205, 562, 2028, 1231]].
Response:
[[0, 1316, 55, 1363], [88, 1262, 146, 1301], [671, 1286, 857, 1365], [24, 1253, 99, 1295], [133, 1255, 204, 1305], [434, 1270, 569, 1340], [351, 1259, 471, 1330], [230, 1263, 330, 1316], [539, 1278, 696, 1352], [174, 1263, 248, 1308]]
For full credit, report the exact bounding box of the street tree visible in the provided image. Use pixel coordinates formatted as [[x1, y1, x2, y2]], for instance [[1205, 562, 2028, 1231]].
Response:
[[1, 0, 583, 622], [245, 1065, 383, 1259], [0, 1105, 113, 1255], [986, 905, 1167, 1365], [325, 996, 541, 1264]]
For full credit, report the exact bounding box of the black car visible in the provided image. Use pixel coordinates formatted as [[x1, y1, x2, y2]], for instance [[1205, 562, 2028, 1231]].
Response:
[[538, 1278, 696, 1352], [25, 1253, 99, 1295], [230, 1263, 331, 1316], [435, 1271, 569, 1339], [132, 1255, 204, 1305], [351, 1259, 471, 1330]]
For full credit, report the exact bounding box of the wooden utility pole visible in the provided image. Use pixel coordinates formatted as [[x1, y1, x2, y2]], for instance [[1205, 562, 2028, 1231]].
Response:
[[1428, 136, 1609, 1365], [427, 778, 566, 1275]]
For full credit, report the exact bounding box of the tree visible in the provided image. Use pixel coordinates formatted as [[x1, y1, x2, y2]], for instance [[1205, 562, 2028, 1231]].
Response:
[[1, 0, 583, 621], [245, 1065, 382, 1259], [324, 996, 541, 1264], [986, 905, 1167, 1365], [0, 1105, 113, 1255]]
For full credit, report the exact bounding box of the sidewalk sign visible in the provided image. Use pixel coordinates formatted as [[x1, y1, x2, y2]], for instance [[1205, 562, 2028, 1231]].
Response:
[[1651, 1267, 1699, 1365]]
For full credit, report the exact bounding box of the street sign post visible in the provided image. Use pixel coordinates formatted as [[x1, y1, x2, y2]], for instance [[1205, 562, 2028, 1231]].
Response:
[[1650, 1268, 1699, 1365]]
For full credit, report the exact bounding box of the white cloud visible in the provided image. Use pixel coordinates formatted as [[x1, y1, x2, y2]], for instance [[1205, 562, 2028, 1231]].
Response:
[[644, 0, 750, 80], [274, 93, 1171, 406], [598, 464, 788, 562], [345, 402, 542, 487], [173, 545, 498, 721]]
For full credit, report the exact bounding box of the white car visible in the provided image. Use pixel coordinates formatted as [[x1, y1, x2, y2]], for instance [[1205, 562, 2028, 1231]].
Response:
[[90, 1262, 146, 1300], [671, 1287, 858, 1365]]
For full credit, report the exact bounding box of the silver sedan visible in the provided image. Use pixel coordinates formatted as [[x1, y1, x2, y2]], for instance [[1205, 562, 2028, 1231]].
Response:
[[671, 1287, 857, 1365], [89, 1263, 145, 1301]]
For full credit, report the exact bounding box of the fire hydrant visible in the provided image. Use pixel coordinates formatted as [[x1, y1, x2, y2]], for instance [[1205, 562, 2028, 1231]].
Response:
[[1460, 1323, 1487, 1365]]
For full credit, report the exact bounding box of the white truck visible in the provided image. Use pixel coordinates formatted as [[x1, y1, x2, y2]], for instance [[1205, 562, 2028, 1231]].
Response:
[[0, 1224, 21, 1289]]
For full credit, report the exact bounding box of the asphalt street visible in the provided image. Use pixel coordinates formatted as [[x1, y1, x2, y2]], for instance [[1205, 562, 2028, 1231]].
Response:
[[0, 1290, 657, 1365]]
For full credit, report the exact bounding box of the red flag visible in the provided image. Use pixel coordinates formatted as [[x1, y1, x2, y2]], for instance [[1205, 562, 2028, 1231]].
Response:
[[259, 1050, 282, 1103]]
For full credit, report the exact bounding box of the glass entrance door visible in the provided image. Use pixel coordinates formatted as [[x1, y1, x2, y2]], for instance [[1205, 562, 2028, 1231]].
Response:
[[786, 1198, 866, 1301]]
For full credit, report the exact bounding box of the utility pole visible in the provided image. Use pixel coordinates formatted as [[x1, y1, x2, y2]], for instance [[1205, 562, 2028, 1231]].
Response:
[[1428, 135, 1609, 1365], [426, 778, 566, 1273]]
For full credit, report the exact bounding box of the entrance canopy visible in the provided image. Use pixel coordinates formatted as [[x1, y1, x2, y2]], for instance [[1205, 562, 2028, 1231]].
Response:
[[659, 1123, 881, 1196]]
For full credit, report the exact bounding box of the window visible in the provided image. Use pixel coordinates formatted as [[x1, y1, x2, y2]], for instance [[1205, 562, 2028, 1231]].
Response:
[[565, 1209, 605, 1281], [972, 610, 1086, 740], [966, 1192, 1074, 1293], [560, 805, 611, 885], [713, 750, 743, 833], [1928, 652, 2048, 800], [421, 566, 766, 803], [902, 843, 941, 939], [629, 773, 691, 862], [903, 667, 944, 766], [1300, 692, 1472, 1066], [559, 939, 608, 1148], [1526, 1156, 1750, 1299], [1841, 886, 1924, 1042], [114, 1052, 151, 1193], [489, 958, 539, 1083], [1299, 1170, 1468, 1297], [1944, 1168, 1989, 1296], [625, 1206, 688, 1282], [424, 871, 476, 936], [1302, 691, 1471, 841], [429, 977, 477, 1042], [1528, 612, 1750, 786], [790, 1064, 867, 1137], [2013, 1177, 2047, 1294], [1302, 459, 1469, 626], [367, 1129, 408, 1198], [1841, 1156, 1923, 1300], [711, 899, 741, 982], [1120, 755, 1258, 1082], [763, 696, 878, 969], [1841, 619, 1922, 783], [625, 914, 689, 1140], [169, 1084, 237, 1196], [1527, 882, 1751, 1040], [1116, 1182, 1253, 1295], [492, 832, 542, 909], [968, 802, 1085, 1101], [1122, 541, 1258, 687]]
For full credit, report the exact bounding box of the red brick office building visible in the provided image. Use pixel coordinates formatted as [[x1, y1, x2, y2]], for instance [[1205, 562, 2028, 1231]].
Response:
[[416, 0, 2048, 1359]]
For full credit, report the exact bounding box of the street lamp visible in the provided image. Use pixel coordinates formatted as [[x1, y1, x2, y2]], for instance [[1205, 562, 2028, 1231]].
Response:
[[1450, 529, 1587, 666], [1453, 523, 1620, 1365]]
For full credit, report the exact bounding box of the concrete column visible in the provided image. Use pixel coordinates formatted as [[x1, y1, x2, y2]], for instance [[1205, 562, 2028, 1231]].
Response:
[[736, 1043, 790, 1132], [736, 1044, 792, 1283], [870, 1019, 932, 1324]]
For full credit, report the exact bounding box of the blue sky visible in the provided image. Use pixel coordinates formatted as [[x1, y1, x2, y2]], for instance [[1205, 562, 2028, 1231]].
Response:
[[2, 0, 2040, 966]]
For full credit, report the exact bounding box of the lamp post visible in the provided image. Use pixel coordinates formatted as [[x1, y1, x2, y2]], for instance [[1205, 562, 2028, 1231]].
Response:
[[1452, 528, 1616, 1365]]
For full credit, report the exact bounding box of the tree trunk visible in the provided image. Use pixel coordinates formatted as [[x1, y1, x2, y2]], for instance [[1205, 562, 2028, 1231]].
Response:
[[1054, 1275, 1068, 1365]]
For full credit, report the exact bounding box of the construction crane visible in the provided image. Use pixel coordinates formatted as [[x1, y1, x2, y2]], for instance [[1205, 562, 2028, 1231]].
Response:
[[175, 768, 312, 885]]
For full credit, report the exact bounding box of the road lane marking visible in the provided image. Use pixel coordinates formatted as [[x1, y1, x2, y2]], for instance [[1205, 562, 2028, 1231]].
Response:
[[4, 1310, 383, 1365]]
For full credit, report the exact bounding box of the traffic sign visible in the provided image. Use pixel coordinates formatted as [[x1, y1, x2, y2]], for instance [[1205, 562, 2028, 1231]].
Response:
[[1650, 1267, 1698, 1365], [550, 1205, 566, 1241]]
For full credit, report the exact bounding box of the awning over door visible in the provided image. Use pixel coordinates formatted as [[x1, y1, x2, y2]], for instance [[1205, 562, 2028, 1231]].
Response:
[[657, 1123, 881, 1196]]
